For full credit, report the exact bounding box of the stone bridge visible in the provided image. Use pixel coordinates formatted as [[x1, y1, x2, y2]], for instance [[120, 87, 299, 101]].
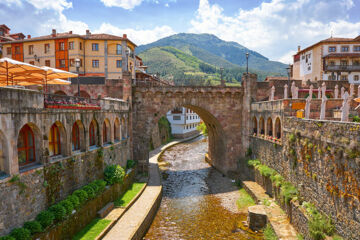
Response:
[[132, 74, 257, 175]]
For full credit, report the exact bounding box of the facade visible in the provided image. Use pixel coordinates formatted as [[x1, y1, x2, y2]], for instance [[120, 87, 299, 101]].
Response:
[[166, 107, 200, 138], [293, 35, 360, 84], [0, 24, 25, 57], [1, 28, 137, 80]]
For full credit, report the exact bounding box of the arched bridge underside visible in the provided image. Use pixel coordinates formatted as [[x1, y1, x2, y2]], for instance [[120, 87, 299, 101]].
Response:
[[132, 86, 249, 175]]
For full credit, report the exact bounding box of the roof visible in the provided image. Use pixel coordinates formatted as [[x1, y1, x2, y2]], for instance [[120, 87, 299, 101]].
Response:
[[297, 35, 360, 55], [0, 25, 10, 30], [3, 32, 137, 47], [323, 53, 360, 58]]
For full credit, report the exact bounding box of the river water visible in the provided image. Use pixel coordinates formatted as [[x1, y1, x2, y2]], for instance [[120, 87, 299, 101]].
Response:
[[144, 136, 263, 240]]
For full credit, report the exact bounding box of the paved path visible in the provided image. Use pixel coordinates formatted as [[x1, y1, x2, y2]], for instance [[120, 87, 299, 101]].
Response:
[[103, 136, 200, 240]]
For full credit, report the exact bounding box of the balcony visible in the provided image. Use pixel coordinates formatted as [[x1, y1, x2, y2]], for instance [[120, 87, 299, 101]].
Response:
[[44, 94, 101, 110], [324, 65, 360, 72]]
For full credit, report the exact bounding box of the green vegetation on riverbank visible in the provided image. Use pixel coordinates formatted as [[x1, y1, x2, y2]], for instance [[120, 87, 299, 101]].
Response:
[[264, 224, 278, 240], [114, 182, 146, 208], [72, 218, 111, 240], [236, 188, 255, 210], [197, 122, 208, 136]]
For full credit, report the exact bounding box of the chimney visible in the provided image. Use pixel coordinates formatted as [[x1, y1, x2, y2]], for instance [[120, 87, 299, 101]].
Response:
[[69, 31, 72, 34], [86, 29, 91, 36], [298, 45, 301, 52], [123, 34, 127, 38], [52, 29, 56, 37], [27, 35, 31, 39]]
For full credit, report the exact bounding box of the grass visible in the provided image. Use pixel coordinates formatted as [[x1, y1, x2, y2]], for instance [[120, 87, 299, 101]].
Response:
[[114, 182, 146, 207], [236, 188, 255, 210], [72, 218, 111, 240], [264, 224, 278, 240]]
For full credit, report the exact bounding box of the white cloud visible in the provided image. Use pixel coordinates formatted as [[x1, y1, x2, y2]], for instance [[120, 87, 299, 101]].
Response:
[[26, 0, 72, 12], [100, 0, 143, 9], [165, 3, 169, 7], [189, 0, 360, 63], [95, 22, 176, 45]]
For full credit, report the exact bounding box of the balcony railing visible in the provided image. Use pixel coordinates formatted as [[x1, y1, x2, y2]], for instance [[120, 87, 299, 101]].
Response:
[[44, 94, 101, 110], [324, 65, 360, 71]]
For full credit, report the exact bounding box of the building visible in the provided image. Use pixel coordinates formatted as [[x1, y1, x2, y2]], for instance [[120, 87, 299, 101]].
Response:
[[166, 107, 200, 138], [0, 24, 25, 57], [293, 35, 360, 84], [1, 28, 137, 80]]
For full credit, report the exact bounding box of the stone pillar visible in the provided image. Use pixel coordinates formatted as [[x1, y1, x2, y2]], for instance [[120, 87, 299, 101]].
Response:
[[122, 71, 132, 102], [320, 94, 327, 120], [305, 95, 311, 119], [294, 87, 298, 99], [350, 84, 354, 97], [284, 84, 288, 99], [309, 84, 313, 98], [291, 82, 295, 98], [358, 85, 360, 98], [318, 87, 321, 99], [321, 82, 326, 98], [341, 92, 350, 122], [341, 87, 345, 98], [334, 85, 339, 99], [270, 86, 275, 101]]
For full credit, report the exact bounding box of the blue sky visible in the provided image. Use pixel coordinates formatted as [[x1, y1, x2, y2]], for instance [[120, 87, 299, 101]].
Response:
[[1, 0, 360, 63]]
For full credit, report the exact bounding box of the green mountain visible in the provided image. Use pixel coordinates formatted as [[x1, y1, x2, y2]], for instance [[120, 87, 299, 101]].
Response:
[[138, 46, 271, 86], [137, 33, 287, 75]]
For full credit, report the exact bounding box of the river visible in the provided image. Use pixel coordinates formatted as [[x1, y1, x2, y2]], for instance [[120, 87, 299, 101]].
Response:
[[144, 136, 263, 240]]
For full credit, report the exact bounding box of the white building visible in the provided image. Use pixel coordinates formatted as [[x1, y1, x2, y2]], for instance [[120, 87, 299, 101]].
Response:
[[166, 107, 201, 138]]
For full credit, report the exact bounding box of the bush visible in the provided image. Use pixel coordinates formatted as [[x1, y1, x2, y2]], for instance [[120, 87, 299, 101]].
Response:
[[73, 189, 88, 204], [270, 174, 284, 187], [247, 159, 260, 167], [257, 164, 277, 177], [67, 194, 80, 209], [23, 220, 43, 234], [0, 236, 16, 240], [280, 182, 298, 204], [93, 180, 106, 192], [10, 228, 31, 240], [82, 185, 96, 199], [59, 199, 74, 215], [126, 159, 135, 170], [88, 182, 99, 194], [36, 210, 54, 229], [104, 165, 125, 185], [49, 204, 67, 222]]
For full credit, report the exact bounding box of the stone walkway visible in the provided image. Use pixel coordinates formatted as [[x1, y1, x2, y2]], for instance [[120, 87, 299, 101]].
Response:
[[243, 181, 298, 240], [103, 136, 200, 240]]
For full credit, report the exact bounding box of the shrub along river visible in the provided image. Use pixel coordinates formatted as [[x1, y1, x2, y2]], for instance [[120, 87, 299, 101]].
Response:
[[144, 135, 263, 239]]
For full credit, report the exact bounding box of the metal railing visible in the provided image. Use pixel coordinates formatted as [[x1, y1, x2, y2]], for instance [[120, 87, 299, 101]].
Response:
[[44, 94, 101, 110], [324, 65, 360, 71]]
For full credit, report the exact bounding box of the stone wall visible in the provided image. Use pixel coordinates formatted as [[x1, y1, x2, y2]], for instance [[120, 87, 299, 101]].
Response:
[[250, 118, 360, 239]]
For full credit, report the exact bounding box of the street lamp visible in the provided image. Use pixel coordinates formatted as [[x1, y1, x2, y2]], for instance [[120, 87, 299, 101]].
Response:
[[246, 52, 249, 74], [220, 67, 224, 86], [75, 58, 80, 97], [286, 64, 291, 91]]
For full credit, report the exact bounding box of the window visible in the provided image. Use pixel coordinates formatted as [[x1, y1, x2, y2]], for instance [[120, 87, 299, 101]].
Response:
[[116, 60, 122, 68], [29, 61, 34, 65], [341, 46, 349, 52], [89, 121, 97, 146], [329, 61, 335, 66], [354, 46, 360, 52], [353, 60, 360, 66], [45, 60, 50, 67], [17, 125, 35, 166], [116, 44, 122, 55], [44, 44, 50, 53], [28, 45, 34, 55], [80, 42, 83, 50], [6, 47, 11, 55], [173, 116, 181, 120], [72, 122, 80, 151], [49, 124, 61, 156], [92, 60, 99, 68], [92, 43, 99, 51], [354, 75, 359, 81], [69, 41, 74, 50], [103, 121, 110, 144], [328, 46, 336, 52], [340, 60, 348, 66], [59, 42, 65, 51], [70, 58, 75, 67], [341, 75, 348, 81], [0, 30, 3, 36], [15, 46, 20, 54], [59, 59, 66, 68]]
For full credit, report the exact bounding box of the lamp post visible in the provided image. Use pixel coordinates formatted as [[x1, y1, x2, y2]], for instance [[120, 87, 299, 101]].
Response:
[[75, 58, 80, 97], [286, 64, 291, 93], [220, 67, 224, 86], [246, 52, 249, 74]]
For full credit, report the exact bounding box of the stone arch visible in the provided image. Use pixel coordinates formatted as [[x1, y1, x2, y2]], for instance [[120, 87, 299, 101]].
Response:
[[102, 118, 111, 144], [252, 117, 258, 135], [17, 123, 42, 169], [54, 90, 67, 96], [121, 116, 127, 139], [89, 119, 99, 147], [75, 90, 91, 98], [267, 117, 273, 137], [0, 130, 9, 176], [275, 117, 281, 139], [72, 120, 85, 152], [48, 121, 67, 157], [114, 118, 120, 142], [259, 117, 265, 135]]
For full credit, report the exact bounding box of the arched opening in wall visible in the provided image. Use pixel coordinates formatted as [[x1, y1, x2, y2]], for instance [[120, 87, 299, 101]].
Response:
[[17, 123, 41, 169], [259, 117, 265, 135], [89, 119, 99, 147], [49, 121, 66, 157], [75, 91, 91, 98], [72, 120, 85, 152], [275, 117, 281, 139], [103, 118, 111, 144], [121, 117, 126, 139], [54, 90, 67, 96], [114, 118, 120, 142], [252, 117, 257, 135], [0, 131, 8, 177], [267, 117, 273, 137]]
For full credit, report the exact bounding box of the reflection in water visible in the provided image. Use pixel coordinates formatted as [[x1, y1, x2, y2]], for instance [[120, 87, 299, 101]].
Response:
[[144, 136, 262, 240]]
